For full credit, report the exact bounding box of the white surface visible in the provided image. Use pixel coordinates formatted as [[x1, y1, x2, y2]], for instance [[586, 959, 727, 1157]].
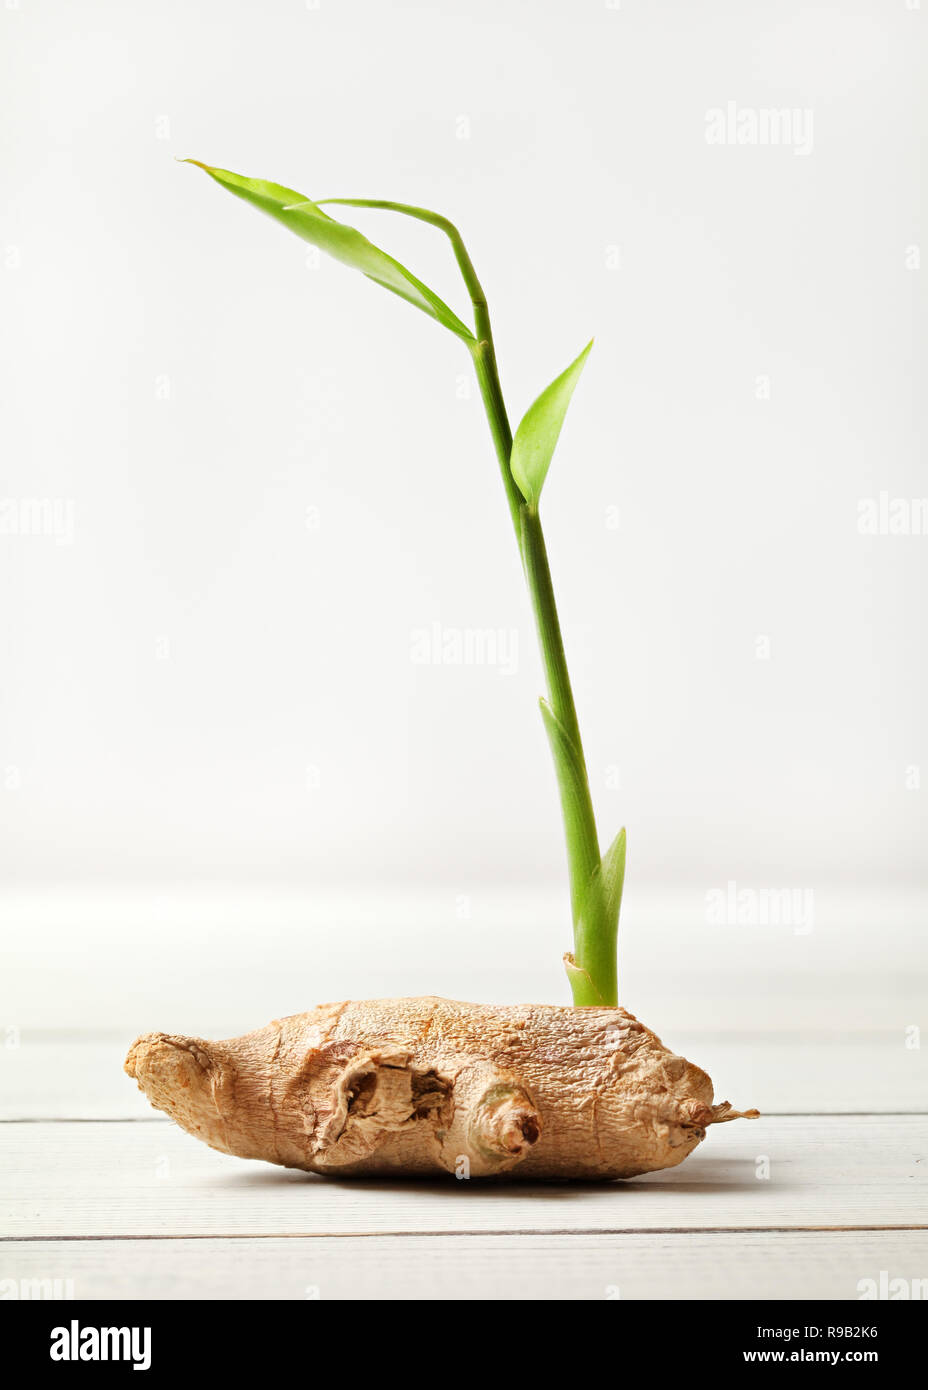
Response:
[[1, 0, 925, 890], [3, 1115, 923, 1239], [2, 1032, 924, 1298], [1, 884, 925, 1035], [5, 1232, 927, 1302]]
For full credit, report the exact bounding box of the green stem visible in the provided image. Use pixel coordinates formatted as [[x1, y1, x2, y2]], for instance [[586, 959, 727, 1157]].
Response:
[[320, 201, 526, 538], [519, 510, 584, 759], [322, 198, 616, 1004], [469, 342, 523, 536], [467, 342, 608, 1006]]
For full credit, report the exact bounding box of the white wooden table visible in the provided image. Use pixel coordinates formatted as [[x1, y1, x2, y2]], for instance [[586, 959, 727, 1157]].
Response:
[[1, 888, 926, 1299], [1, 1033, 925, 1300]]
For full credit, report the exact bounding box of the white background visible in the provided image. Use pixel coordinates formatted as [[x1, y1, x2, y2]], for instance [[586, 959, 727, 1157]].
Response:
[[1, 1, 925, 1036]]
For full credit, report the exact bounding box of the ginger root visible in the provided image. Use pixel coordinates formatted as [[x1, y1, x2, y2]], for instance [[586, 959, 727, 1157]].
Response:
[[125, 996, 757, 1180]]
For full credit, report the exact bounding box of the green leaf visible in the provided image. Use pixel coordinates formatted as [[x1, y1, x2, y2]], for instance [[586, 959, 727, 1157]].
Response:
[[316, 198, 485, 318], [596, 826, 627, 936], [578, 828, 626, 945], [510, 340, 593, 508], [184, 162, 474, 341], [568, 828, 626, 1007]]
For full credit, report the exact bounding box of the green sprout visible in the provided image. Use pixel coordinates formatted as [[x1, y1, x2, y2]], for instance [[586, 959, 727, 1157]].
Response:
[[187, 162, 626, 1007]]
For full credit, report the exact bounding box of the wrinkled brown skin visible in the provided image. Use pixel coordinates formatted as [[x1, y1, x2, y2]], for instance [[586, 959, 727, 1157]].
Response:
[[125, 997, 757, 1180]]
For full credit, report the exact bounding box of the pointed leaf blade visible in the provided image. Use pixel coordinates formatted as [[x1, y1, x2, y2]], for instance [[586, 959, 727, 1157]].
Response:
[[598, 826, 627, 934], [569, 828, 626, 1008], [185, 162, 474, 341], [577, 828, 626, 947], [510, 339, 593, 507]]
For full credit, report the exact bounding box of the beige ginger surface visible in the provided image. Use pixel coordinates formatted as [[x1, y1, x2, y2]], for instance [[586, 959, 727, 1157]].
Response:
[[125, 996, 756, 1180]]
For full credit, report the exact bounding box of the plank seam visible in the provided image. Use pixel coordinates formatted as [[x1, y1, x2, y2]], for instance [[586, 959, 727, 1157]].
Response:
[[2, 1225, 925, 1242]]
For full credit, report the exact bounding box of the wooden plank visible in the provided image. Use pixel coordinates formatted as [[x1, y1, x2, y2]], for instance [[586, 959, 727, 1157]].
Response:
[[2, 1031, 925, 1121], [1, 1116, 924, 1238], [2, 1232, 926, 1301]]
